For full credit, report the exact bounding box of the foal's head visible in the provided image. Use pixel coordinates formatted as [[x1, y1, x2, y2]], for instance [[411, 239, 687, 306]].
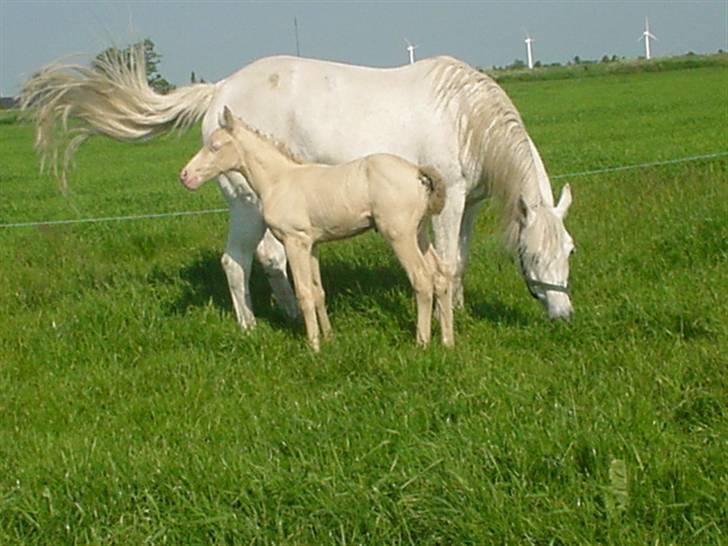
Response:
[[516, 184, 575, 320], [179, 106, 242, 190]]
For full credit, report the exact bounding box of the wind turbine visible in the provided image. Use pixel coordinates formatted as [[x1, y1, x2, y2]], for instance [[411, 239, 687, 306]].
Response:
[[524, 31, 535, 69], [639, 17, 657, 60], [405, 38, 418, 64]]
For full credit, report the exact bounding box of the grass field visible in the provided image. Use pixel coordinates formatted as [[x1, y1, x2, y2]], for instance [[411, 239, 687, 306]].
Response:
[[1, 66, 726, 544]]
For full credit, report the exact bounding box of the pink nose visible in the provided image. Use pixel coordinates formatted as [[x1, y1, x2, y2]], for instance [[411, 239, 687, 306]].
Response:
[[179, 168, 196, 191]]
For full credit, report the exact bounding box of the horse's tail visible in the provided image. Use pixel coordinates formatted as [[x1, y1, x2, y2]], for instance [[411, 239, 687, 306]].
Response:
[[418, 165, 447, 216], [20, 45, 216, 188]]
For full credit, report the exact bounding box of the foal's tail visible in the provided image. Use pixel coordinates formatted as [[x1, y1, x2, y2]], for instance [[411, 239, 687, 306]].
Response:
[[20, 45, 216, 188], [418, 165, 447, 216]]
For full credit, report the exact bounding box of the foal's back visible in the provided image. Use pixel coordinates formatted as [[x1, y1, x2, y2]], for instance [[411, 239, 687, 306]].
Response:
[[265, 153, 429, 244]]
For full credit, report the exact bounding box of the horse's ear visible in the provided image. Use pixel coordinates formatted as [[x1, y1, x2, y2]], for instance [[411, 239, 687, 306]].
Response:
[[555, 184, 572, 219], [222, 105, 235, 130], [518, 196, 533, 228]]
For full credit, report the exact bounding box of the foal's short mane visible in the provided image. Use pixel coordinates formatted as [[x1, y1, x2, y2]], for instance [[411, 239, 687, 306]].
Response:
[[428, 57, 540, 250], [233, 117, 304, 165]]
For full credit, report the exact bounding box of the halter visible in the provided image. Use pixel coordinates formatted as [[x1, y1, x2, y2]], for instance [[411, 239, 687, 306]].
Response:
[[518, 247, 570, 298], [524, 277, 570, 298]]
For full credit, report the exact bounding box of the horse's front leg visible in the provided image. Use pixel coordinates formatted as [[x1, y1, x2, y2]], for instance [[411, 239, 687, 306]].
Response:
[[221, 197, 266, 330], [256, 229, 300, 320], [453, 200, 484, 309], [432, 185, 466, 315]]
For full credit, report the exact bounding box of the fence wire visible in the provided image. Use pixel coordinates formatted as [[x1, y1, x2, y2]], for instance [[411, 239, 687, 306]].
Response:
[[1, 151, 726, 229]]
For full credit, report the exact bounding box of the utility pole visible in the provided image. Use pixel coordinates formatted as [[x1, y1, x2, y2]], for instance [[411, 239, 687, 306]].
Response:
[[294, 17, 301, 57]]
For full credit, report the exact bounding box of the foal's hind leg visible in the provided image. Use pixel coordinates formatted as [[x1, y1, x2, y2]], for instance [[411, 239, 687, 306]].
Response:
[[427, 247, 455, 347], [419, 229, 454, 347], [385, 231, 434, 346]]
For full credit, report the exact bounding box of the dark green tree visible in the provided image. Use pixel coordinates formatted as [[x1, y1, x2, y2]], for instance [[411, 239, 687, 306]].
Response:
[[95, 38, 174, 94]]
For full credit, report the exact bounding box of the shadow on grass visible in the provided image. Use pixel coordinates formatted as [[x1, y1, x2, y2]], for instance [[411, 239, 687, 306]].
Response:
[[158, 250, 289, 330], [162, 250, 533, 333], [466, 296, 532, 327]]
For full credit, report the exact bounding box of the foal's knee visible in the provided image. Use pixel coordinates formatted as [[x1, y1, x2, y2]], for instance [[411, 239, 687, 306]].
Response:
[[410, 268, 435, 300], [425, 247, 453, 296]]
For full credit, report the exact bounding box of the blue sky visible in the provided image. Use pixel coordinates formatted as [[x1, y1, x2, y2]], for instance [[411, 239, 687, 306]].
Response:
[[1, 1, 726, 95]]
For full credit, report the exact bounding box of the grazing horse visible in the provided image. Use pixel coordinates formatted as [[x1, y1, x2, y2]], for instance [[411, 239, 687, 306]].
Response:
[[21, 47, 574, 328], [181, 107, 453, 350]]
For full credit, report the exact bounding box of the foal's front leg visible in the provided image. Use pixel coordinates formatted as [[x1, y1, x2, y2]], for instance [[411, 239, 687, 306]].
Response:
[[283, 237, 321, 351], [310, 247, 332, 339]]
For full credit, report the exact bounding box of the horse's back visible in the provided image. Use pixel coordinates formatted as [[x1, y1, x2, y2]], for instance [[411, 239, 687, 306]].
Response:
[[207, 56, 463, 172]]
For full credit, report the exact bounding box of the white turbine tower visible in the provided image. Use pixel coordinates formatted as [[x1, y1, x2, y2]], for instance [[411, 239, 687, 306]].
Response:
[[639, 17, 657, 60], [524, 32, 535, 69], [405, 38, 418, 64]]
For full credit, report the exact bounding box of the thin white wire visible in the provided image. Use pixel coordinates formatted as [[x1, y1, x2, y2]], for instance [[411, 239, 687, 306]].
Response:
[[1, 151, 726, 229], [0, 208, 228, 229], [552, 151, 727, 179]]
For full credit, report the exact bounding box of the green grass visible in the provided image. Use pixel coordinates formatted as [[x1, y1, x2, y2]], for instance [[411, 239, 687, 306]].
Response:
[[1, 66, 727, 544], [488, 52, 728, 82]]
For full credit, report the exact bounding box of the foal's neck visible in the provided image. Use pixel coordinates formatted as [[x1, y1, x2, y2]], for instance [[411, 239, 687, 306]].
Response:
[[233, 127, 299, 199]]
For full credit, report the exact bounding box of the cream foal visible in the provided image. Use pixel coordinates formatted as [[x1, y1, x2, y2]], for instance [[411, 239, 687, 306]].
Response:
[[180, 107, 453, 351]]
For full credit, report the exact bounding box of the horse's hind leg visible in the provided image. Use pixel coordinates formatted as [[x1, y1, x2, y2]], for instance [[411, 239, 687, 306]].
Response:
[[310, 247, 332, 339], [222, 199, 266, 329], [386, 231, 434, 346], [256, 229, 300, 320]]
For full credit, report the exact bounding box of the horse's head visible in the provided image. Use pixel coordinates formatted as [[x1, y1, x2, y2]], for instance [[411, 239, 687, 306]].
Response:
[[180, 106, 242, 190], [516, 184, 574, 320]]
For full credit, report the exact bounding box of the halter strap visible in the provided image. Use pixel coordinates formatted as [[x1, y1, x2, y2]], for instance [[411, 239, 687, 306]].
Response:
[[518, 247, 570, 298], [525, 277, 570, 297]]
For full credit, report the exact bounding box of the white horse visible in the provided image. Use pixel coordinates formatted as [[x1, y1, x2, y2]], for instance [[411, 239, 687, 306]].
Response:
[[21, 47, 574, 327], [181, 106, 453, 350]]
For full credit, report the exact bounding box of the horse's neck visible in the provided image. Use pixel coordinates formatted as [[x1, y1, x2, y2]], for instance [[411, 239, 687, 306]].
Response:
[[524, 137, 554, 207], [235, 129, 297, 197]]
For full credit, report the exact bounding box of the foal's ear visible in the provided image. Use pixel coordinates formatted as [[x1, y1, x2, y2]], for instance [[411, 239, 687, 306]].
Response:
[[221, 105, 235, 130], [555, 184, 572, 219]]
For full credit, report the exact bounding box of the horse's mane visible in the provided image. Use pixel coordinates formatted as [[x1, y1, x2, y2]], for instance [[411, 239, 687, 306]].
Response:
[[427, 57, 542, 250]]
